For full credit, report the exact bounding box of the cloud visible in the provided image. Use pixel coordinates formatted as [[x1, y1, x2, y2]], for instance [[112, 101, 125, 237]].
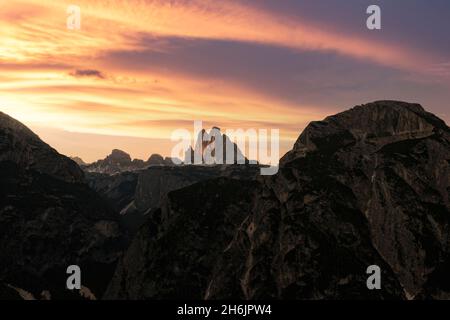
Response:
[[0, 0, 439, 71], [70, 69, 105, 79], [427, 62, 450, 77]]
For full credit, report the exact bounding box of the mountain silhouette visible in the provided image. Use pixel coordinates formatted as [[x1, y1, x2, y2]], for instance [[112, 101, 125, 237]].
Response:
[[0, 111, 84, 183], [0, 112, 126, 299]]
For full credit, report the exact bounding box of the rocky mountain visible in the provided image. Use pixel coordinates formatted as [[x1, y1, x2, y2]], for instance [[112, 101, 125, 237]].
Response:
[[84, 125, 249, 175], [0, 112, 126, 299], [105, 101, 450, 300], [84, 131, 260, 234], [184, 127, 251, 164]]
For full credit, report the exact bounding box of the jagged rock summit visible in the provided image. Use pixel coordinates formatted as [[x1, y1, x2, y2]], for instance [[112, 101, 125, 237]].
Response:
[[184, 127, 250, 164]]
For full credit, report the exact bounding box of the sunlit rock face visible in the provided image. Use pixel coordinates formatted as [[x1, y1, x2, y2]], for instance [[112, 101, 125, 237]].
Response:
[[105, 101, 450, 300]]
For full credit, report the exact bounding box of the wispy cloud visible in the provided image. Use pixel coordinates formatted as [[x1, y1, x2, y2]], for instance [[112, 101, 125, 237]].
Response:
[[70, 69, 105, 79], [0, 0, 438, 69]]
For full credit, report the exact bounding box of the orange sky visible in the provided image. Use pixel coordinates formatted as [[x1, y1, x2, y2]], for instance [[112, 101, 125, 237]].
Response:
[[1, 0, 449, 162]]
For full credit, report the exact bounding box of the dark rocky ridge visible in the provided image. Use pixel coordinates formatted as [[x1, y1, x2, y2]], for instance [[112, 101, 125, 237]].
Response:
[[0, 111, 84, 183], [0, 112, 126, 299], [0, 283, 22, 300], [105, 101, 450, 300], [133, 164, 261, 213], [87, 165, 261, 235], [86, 171, 139, 213]]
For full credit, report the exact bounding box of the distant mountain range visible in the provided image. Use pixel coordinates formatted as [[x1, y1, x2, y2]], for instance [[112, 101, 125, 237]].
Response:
[[74, 126, 254, 175], [1, 101, 450, 300], [81, 149, 178, 175]]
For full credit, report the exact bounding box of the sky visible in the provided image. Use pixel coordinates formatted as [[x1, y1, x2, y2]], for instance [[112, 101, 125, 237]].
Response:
[[0, 0, 449, 162]]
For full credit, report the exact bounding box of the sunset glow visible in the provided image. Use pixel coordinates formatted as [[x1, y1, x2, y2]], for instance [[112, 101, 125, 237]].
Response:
[[1, 0, 449, 161]]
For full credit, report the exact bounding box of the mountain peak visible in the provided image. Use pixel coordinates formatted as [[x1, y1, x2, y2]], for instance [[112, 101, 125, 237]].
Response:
[[147, 153, 165, 165], [290, 101, 448, 157], [108, 149, 131, 161], [184, 126, 249, 164], [85, 149, 140, 174], [324, 100, 446, 135]]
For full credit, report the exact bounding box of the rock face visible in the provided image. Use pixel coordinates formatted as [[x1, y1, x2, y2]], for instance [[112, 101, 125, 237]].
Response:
[[105, 101, 450, 300], [104, 178, 261, 299], [87, 165, 261, 235], [133, 165, 260, 213], [0, 112, 126, 299], [276, 101, 450, 298], [86, 171, 139, 213]]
